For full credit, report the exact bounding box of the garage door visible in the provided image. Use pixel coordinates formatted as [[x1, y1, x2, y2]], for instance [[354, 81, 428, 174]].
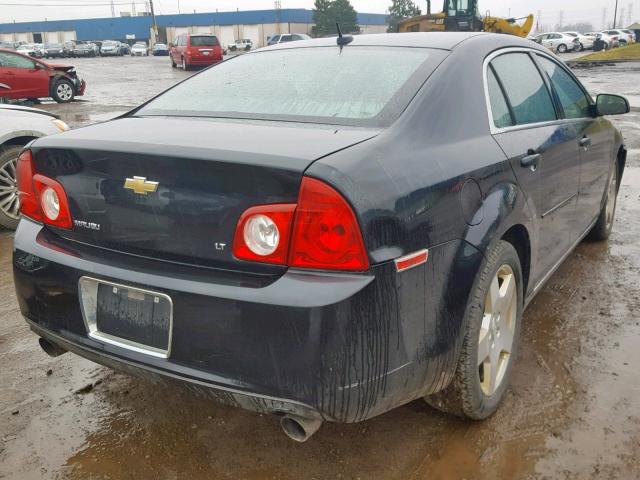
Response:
[[15, 32, 29, 42], [0, 33, 13, 42], [219, 26, 235, 49], [241, 25, 260, 46], [61, 31, 76, 42], [44, 32, 60, 43]]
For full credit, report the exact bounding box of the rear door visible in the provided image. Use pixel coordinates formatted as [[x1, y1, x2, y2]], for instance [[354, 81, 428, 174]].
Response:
[[0, 51, 49, 99], [535, 53, 612, 234], [487, 50, 581, 284]]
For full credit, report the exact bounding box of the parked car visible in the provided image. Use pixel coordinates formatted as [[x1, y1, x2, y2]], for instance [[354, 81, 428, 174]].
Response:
[[227, 38, 253, 52], [131, 42, 149, 56], [72, 42, 97, 57], [267, 33, 312, 46], [0, 104, 69, 229], [601, 30, 622, 47], [43, 43, 66, 58], [63, 41, 75, 57], [12, 33, 629, 442], [100, 40, 122, 56], [620, 29, 636, 43], [152, 42, 169, 56], [16, 43, 44, 58], [562, 31, 594, 51], [585, 32, 614, 50], [170, 34, 223, 69], [119, 42, 131, 55], [533, 32, 579, 53], [0, 41, 18, 50], [0, 48, 86, 102]]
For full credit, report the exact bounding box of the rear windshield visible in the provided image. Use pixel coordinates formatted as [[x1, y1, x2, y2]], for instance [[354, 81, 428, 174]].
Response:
[[190, 36, 219, 47], [136, 46, 445, 127]]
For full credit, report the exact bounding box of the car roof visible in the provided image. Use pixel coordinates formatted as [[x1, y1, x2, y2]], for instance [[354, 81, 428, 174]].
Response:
[[264, 32, 512, 52]]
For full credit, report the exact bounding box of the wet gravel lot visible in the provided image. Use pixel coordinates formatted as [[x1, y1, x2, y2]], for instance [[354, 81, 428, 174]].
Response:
[[1, 55, 640, 479]]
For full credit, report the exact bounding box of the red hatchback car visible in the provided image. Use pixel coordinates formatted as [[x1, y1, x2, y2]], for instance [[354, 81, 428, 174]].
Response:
[[170, 34, 223, 70], [0, 48, 85, 103]]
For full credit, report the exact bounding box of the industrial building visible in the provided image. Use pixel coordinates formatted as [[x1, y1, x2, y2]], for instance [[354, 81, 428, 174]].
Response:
[[0, 9, 388, 48]]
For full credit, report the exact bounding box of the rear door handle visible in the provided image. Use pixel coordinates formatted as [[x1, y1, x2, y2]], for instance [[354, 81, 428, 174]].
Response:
[[579, 136, 592, 149], [520, 152, 540, 170]]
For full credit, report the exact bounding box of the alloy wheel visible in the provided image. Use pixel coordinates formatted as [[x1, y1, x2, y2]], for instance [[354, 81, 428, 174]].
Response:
[[0, 156, 20, 220], [478, 264, 517, 396], [605, 167, 618, 229], [56, 83, 73, 101]]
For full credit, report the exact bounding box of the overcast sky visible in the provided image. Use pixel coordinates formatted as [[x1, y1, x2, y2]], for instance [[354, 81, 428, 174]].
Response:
[[0, 0, 635, 31]]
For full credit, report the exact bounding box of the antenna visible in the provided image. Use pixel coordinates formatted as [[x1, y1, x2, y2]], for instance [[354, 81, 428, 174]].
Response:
[[336, 22, 353, 46]]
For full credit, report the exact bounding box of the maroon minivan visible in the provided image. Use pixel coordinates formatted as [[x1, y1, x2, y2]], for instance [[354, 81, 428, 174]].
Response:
[[170, 34, 223, 70]]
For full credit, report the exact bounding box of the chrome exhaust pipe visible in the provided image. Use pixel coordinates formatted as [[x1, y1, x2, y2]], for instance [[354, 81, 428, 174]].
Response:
[[280, 414, 323, 442], [38, 337, 67, 357]]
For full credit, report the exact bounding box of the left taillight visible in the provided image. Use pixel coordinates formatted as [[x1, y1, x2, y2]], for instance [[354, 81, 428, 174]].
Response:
[[16, 149, 73, 229]]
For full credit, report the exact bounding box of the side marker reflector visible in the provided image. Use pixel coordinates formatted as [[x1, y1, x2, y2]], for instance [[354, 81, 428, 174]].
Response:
[[395, 249, 429, 273]]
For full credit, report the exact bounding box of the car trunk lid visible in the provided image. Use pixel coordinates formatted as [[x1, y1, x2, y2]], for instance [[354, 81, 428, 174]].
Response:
[[30, 117, 378, 271]]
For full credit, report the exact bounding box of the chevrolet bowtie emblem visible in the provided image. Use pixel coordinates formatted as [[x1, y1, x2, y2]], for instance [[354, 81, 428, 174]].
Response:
[[124, 176, 159, 195]]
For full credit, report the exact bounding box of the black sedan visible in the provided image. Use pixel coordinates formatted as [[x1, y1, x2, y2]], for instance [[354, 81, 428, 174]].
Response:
[[13, 33, 628, 442]]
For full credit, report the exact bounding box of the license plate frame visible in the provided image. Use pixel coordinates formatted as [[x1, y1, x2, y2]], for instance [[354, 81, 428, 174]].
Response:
[[78, 276, 173, 358]]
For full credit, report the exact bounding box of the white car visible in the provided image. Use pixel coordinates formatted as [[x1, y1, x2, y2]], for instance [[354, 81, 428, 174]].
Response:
[[0, 104, 69, 229], [227, 38, 253, 53], [602, 30, 625, 47], [16, 43, 42, 58], [267, 33, 311, 46], [620, 29, 636, 43], [131, 42, 149, 56], [563, 31, 594, 51], [534, 32, 580, 53], [585, 32, 615, 49]]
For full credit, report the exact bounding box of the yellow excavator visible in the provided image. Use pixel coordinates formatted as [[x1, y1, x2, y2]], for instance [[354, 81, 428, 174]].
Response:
[[398, 0, 534, 38]]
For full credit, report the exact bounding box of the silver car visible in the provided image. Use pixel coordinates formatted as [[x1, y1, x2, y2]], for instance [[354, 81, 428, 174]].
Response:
[[535, 32, 580, 53], [0, 104, 69, 229], [563, 31, 594, 51]]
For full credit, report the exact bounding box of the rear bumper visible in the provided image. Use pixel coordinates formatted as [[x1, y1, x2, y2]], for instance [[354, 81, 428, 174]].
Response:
[[187, 57, 222, 66], [13, 219, 483, 422]]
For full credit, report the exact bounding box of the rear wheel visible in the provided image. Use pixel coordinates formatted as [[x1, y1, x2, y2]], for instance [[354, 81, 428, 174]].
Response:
[[181, 56, 188, 70], [557, 43, 568, 53], [425, 240, 523, 419], [0, 145, 22, 230], [587, 163, 618, 241], [52, 78, 75, 103], [171, 56, 177, 68]]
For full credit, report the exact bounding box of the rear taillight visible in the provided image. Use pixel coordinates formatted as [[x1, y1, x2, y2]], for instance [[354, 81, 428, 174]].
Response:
[[232, 177, 369, 271], [16, 150, 42, 222], [16, 149, 73, 229], [232, 204, 296, 265], [289, 177, 369, 271]]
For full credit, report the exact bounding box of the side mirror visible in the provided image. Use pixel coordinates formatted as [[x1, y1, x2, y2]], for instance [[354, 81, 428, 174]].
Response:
[[596, 94, 630, 116]]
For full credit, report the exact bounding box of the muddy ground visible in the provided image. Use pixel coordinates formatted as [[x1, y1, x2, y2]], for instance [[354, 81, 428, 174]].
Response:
[[1, 56, 639, 480]]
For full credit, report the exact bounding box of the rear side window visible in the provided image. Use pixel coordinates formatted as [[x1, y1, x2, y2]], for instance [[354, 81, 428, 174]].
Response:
[[490, 53, 556, 126], [487, 67, 513, 128], [0, 51, 36, 69], [537, 56, 591, 119], [190, 36, 219, 47]]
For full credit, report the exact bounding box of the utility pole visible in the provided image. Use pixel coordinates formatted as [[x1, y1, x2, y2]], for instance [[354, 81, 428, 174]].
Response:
[[110, 0, 115, 17], [628, 3, 633, 25], [536, 10, 542, 33], [426, 0, 431, 15], [613, 0, 619, 28], [601, 7, 607, 29], [275, 0, 281, 34], [132, 1, 136, 16]]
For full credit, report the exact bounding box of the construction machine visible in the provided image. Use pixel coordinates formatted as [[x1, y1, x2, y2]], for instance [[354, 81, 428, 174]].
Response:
[[398, 0, 534, 38]]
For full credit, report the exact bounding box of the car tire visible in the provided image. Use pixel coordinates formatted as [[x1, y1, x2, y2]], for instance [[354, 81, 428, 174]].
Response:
[[579, 42, 585, 51], [181, 57, 188, 70], [171, 56, 177, 68], [425, 240, 523, 419], [557, 43, 567, 53], [619, 40, 627, 47], [0, 145, 23, 230], [587, 163, 619, 242], [51, 78, 75, 103]]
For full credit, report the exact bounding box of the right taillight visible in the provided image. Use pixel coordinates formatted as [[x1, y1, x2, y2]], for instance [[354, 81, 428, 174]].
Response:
[[232, 177, 369, 272], [15, 149, 73, 229], [288, 177, 369, 271]]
